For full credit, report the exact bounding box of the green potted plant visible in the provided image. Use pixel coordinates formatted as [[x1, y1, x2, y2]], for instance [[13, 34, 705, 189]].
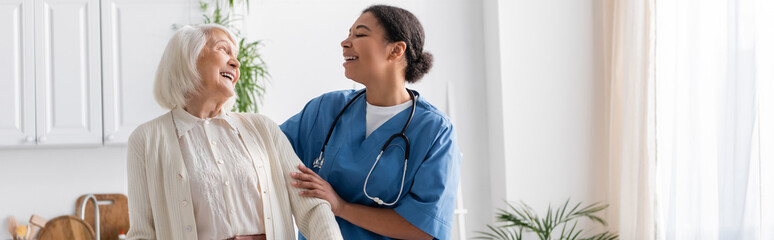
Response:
[[476, 199, 619, 240]]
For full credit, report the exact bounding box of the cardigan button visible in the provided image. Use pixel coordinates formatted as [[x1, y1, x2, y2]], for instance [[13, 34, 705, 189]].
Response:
[[186, 225, 192, 232], [181, 200, 188, 206]]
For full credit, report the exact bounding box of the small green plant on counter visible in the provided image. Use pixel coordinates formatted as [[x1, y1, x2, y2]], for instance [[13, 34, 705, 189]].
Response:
[[475, 199, 618, 240], [200, 0, 269, 113]]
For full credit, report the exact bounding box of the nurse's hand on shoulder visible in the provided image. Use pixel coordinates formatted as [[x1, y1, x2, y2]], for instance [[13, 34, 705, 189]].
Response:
[[291, 164, 346, 215]]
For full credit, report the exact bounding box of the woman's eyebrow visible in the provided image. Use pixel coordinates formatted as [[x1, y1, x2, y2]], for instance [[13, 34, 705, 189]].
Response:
[[355, 25, 371, 31], [350, 25, 371, 33], [215, 40, 237, 50]]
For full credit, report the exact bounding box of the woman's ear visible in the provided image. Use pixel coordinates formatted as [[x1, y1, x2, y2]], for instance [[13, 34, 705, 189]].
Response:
[[388, 41, 407, 61]]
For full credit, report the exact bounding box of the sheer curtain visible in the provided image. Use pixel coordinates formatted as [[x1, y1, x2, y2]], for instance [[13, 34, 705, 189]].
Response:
[[756, 1, 774, 238], [603, 0, 656, 239], [653, 0, 772, 239], [605, 0, 773, 239]]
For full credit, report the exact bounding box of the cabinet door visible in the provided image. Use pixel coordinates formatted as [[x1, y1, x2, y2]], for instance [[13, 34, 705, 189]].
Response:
[[34, 0, 102, 146], [101, 0, 198, 145], [0, 0, 35, 147]]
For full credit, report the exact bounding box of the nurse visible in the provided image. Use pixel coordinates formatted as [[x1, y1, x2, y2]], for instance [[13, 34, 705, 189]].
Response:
[[280, 4, 461, 240]]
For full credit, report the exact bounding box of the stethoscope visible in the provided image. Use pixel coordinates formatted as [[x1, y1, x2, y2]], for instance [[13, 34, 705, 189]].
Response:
[[313, 88, 416, 206]]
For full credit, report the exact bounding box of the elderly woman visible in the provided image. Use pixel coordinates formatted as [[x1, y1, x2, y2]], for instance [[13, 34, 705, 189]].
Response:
[[126, 24, 342, 240]]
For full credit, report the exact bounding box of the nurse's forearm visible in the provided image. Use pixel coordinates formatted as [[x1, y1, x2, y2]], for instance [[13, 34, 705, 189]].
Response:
[[336, 203, 433, 240]]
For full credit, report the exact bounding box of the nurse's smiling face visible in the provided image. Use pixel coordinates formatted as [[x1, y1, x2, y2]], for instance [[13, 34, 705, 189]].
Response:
[[341, 12, 401, 84]]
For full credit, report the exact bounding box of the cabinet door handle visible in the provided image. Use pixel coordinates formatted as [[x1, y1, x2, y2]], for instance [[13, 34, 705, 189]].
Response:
[[106, 134, 115, 141], [38, 136, 47, 142], [25, 136, 35, 143]]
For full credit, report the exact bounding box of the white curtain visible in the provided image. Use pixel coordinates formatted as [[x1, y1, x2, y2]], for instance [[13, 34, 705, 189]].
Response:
[[757, 0, 774, 238], [605, 0, 773, 239], [603, 0, 657, 239], [652, 0, 772, 239]]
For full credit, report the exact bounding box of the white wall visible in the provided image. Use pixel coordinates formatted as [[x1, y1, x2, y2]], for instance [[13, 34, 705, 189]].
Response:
[[0, 147, 129, 232], [487, 0, 608, 228]]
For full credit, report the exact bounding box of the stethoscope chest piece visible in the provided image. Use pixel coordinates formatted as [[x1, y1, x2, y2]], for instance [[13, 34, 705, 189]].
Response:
[[312, 151, 325, 169]]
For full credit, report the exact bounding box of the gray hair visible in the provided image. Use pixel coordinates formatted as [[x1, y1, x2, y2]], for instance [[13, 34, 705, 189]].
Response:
[[154, 24, 239, 110]]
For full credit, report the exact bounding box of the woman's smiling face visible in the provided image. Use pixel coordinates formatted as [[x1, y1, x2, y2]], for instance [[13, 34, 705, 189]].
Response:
[[195, 29, 240, 102], [340, 12, 396, 84]]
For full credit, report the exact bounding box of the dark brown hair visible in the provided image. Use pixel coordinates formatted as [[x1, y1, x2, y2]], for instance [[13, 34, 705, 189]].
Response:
[[363, 5, 433, 83]]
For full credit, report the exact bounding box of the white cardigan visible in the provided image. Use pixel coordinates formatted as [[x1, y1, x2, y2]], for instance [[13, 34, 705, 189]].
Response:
[[126, 111, 343, 240]]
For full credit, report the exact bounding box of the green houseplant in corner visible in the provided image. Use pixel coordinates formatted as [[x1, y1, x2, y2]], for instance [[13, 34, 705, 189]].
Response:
[[476, 199, 619, 240], [199, 0, 270, 113]]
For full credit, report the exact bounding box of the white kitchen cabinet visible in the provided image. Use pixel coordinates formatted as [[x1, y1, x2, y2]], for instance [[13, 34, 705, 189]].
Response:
[[101, 0, 198, 145], [0, 0, 35, 146], [33, 0, 103, 146], [0, 0, 199, 147]]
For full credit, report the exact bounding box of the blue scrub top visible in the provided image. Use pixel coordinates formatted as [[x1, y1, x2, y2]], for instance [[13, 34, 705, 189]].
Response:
[[280, 89, 461, 240]]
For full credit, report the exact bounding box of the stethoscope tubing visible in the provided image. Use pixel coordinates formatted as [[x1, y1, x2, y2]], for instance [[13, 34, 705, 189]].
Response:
[[314, 88, 417, 206]]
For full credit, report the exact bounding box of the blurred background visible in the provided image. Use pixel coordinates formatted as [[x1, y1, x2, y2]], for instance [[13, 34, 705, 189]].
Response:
[[1, 0, 771, 239]]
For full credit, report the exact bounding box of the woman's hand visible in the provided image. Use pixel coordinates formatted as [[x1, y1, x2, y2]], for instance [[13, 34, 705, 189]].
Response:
[[290, 164, 347, 216]]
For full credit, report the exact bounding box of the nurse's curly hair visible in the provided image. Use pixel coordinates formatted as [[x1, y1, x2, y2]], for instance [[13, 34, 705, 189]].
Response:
[[364, 5, 433, 83]]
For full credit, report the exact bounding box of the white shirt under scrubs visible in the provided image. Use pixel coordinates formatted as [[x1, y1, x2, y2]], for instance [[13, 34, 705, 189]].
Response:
[[365, 100, 412, 138], [172, 107, 265, 239]]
